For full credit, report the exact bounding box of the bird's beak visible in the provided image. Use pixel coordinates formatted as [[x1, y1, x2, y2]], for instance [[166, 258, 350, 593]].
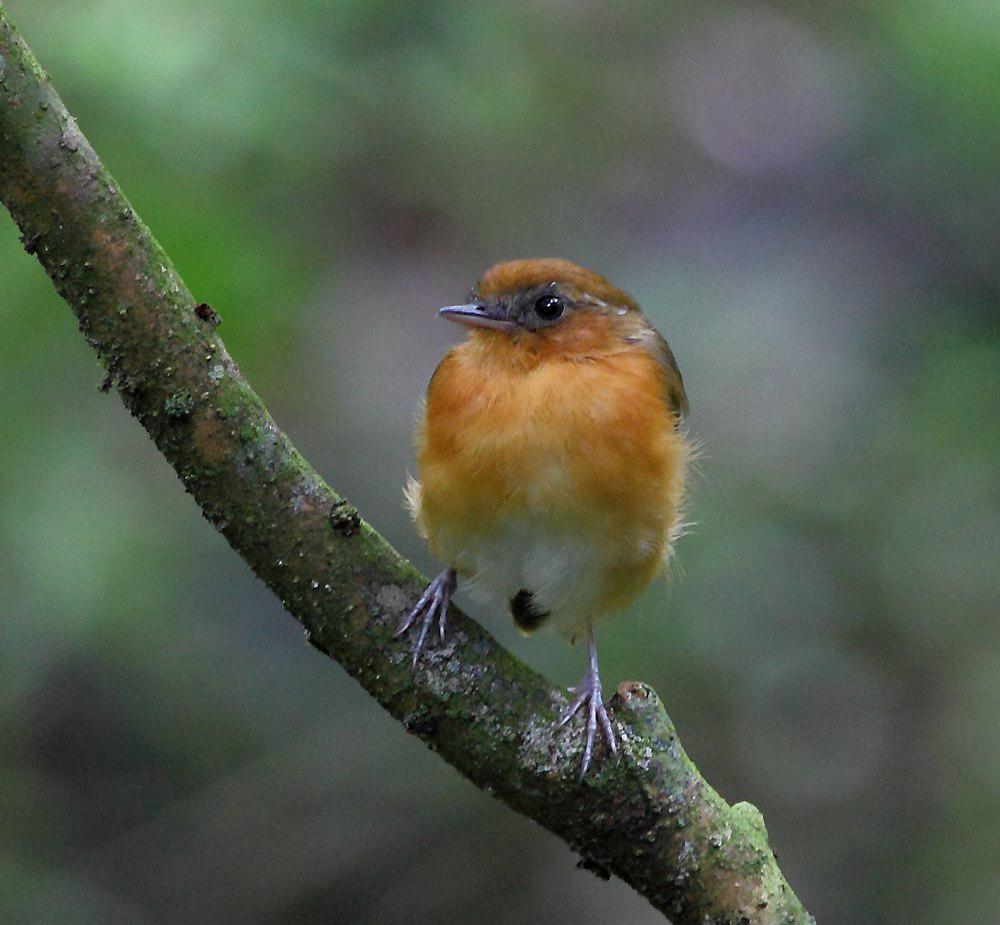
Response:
[[437, 303, 516, 332]]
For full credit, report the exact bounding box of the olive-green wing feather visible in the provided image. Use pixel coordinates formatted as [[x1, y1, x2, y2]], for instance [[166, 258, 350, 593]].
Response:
[[654, 330, 689, 419], [627, 321, 689, 420]]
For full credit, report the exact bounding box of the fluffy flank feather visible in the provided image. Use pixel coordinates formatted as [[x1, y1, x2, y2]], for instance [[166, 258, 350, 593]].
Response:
[[403, 474, 425, 537]]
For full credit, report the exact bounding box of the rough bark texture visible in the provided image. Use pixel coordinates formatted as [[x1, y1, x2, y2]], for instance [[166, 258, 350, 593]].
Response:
[[0, 9, 813, 923]]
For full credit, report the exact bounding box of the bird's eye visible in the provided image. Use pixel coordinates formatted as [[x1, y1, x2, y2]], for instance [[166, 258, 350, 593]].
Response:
[[534, 295, 564, 320]]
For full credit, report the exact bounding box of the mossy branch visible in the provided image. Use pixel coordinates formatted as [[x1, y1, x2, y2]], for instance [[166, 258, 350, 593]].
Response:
[[0, 9, 813, 923]]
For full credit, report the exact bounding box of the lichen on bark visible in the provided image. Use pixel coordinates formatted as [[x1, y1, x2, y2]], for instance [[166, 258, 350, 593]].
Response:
[[0, 7, 813, 922]]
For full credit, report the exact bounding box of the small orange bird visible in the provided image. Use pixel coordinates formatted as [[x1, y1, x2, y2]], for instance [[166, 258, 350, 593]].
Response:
[[400, 258, 690, 775]]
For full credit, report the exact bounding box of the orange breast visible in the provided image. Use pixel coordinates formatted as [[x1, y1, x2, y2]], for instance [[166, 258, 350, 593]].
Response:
[[413, 319, 688, 628]]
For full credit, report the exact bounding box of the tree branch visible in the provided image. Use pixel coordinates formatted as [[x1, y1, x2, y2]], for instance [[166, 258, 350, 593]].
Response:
[[0, 9, 813, 923]]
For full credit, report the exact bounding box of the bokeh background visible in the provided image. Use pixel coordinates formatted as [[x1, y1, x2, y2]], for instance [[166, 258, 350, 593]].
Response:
[[2, 1, 998, 922]]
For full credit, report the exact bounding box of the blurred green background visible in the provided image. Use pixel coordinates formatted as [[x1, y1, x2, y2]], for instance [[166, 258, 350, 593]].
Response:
[[2, 1, 998, 922]]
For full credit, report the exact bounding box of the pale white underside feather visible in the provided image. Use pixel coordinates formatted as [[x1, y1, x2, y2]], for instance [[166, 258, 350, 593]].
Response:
[[440, 517, 666, 640]]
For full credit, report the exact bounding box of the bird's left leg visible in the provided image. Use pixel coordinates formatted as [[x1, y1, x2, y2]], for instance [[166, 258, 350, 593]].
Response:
[[396, 567, 456, 665], [559, 625, 618, 778]]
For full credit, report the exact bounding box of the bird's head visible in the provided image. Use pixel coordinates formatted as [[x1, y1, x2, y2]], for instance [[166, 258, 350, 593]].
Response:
[[437, 258, 688, 420], [438, 258, 645, 359]]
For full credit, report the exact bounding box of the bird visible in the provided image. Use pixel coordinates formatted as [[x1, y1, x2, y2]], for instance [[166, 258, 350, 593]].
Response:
[[399, 258, 691, 777]]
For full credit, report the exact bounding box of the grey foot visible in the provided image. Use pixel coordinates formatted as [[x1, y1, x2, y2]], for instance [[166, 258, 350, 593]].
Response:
[[396, 568, 456, 665], [559, 629, 618, 779]]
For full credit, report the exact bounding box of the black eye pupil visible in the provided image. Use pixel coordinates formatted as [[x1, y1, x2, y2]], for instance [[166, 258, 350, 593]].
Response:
[[534, 295, 563, 320]]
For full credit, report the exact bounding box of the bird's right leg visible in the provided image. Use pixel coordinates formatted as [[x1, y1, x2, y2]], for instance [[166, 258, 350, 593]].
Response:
[[396, 567, 456, 665], [559, 625, 618, 779]]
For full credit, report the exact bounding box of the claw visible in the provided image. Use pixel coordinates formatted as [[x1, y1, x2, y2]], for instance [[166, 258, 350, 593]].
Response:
[[558, 626, 618, 780], [396, 583, 435, 636], [398, 568, 456, 664]]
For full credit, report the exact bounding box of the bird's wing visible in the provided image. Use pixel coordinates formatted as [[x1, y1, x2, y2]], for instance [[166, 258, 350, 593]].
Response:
[[622, 320, 688, 420], [653, 329, 689, 419]]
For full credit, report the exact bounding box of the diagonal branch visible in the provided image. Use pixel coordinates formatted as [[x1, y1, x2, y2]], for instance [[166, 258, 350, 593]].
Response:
[[0, 9, 812, 923]]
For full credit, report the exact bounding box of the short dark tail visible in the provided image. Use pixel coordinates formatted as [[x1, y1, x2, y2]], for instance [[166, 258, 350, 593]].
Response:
[[510, 590, 549, 632]]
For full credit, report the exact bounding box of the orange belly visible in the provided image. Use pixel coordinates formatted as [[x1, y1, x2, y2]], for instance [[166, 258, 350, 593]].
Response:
[[410, 334, 688, 639]]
